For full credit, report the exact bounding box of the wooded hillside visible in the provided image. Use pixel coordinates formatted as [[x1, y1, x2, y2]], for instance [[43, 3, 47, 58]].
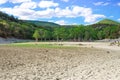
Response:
[[0, 11, 120, 41]]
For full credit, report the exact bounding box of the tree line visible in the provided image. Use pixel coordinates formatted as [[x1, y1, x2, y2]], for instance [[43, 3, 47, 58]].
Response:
[[0, 20, 120, 41], [33, 25, 120, 42]]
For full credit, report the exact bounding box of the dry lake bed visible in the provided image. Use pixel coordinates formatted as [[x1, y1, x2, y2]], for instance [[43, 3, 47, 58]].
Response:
[[0, 42, 120, 80]]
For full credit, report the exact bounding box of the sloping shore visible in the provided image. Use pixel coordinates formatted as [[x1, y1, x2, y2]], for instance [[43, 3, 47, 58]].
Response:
[[0, 37, 33, 44]]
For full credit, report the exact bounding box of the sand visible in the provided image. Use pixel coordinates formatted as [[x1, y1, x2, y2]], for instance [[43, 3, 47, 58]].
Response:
[[0, 42, 120, 80]]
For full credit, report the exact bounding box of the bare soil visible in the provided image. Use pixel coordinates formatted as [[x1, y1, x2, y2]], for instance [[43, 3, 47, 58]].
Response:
[[0, 44, 120, 80]]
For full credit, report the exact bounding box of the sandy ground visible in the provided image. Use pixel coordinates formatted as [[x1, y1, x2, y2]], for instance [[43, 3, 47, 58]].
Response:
[[0, 42, 120, 80]]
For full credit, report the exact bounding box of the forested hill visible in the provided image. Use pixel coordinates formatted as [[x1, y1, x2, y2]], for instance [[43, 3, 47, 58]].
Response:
[[0, 11, 18, 22], [0, 11, 120, 41], [97, 19, 120, 25], [25, 20, 60, 28], [0, 11, 60, 39], [90, 19, 120, 29], [0, 11, 60, 27]]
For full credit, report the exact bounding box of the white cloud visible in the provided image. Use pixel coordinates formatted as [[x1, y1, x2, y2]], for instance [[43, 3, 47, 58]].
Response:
[[118, 3, 120, 6], [0, 0, 8, 5], [55, 7, 73, 17], [38, 0, 59, 8], [55, 6, 105, 23], [118, 18, 120, 21], [84, 14, 105, 23], [35, 8, 55, 18], [0, 0, 31, 5], [0, 7, 36, 20], [55, 20, 66, 25], [16, 1, 37, 9], [61, 0, 69, 2], [93, 2, 109, 6], [9, 0, 31, 3], [0, 0, 32, 5], [0, 5, 105, 23]]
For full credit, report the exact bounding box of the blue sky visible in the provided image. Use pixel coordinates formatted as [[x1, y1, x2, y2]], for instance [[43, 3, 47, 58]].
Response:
[[0, 0, 120, 25]]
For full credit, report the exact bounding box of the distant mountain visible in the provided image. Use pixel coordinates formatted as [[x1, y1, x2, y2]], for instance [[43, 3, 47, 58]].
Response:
[[0, 11, 60, 28], [24, 20, 60, 28], [89, 19, 120, 29], [97, 19, 120, 25]]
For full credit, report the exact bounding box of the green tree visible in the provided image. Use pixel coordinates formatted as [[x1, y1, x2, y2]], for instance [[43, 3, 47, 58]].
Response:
[[83, 26, 97, 41], [68, 26, 85, 41], [97, 30, 105, 40], [109, 26, 119, 38], [33, 30, 40, 42], [42, 29, 52, 41], [53, 27, 60, 42], [68, 27, 78, 41], [59, 27, 68, 41]]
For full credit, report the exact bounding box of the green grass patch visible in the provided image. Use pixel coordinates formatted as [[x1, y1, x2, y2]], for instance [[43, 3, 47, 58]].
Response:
[[0, 43, 77, 49]]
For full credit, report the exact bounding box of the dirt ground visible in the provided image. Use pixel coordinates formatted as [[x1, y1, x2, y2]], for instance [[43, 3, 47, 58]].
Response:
[[0, 43, 120, 80]]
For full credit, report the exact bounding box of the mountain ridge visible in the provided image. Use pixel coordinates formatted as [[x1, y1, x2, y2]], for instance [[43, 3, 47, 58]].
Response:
[[24, 20, 60, 27], [97, 19, 120, 25], [89, 19, 120, 29]]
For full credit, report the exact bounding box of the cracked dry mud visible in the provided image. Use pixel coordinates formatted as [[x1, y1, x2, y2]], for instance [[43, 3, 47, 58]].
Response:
[[0, 46, 120, 80]]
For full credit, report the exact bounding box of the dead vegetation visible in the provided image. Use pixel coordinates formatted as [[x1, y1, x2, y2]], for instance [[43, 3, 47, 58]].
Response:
[[110, 40, 120, 46]]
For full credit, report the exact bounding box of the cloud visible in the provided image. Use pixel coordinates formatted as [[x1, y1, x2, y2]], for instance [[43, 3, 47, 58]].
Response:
[[16, 1, 37, 9], [55, 20, 66, 25], [0, 5, 55, 20], [0, 0, 8, 5], [54, 7, 74, 17], [118, 18, 120, 21], [0, 0, 37, 19], [75, 6, 105, 23], [0, 5, 105, 23], [38, 0, 59, 8], [0, 0, 31, 5], [0, 7, 36, 20], [9, 0, 31, 3], [118, 3, 120, 6], [93, 2, 109, 6], [35, 8, 55, 18], [84, 14, 105, 23], [61, 0, 69, 2], [55, 6, 106, 23]]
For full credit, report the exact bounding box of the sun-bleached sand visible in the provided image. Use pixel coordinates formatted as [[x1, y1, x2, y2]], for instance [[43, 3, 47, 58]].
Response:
[[0, 42, 120, 80]]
